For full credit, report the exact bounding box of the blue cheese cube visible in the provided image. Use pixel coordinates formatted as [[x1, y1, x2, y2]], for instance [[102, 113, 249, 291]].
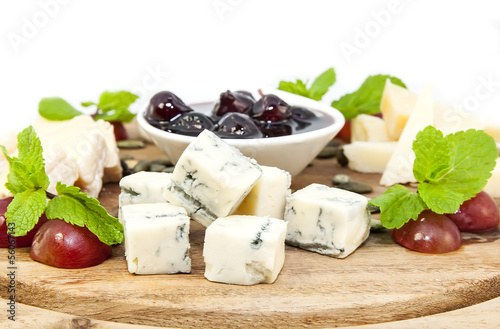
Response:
[[284, 184, 370, 258], [122, 203, 191, 274], [203, 215, 287, 285], [164, 130, 262, 227], [118, 172, 173, 223], [233, 166, 291, 219]]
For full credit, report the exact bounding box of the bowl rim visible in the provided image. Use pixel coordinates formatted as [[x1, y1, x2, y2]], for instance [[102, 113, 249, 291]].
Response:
[[137, 87, 345, 146]]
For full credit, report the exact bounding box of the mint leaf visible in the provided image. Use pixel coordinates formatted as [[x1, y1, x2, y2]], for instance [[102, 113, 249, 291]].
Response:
[[278, 79, 310, 98], [418, 129, 498, 214], [39, 97, 82, 121], [1, 126, 49, 194], [413, 126, 451, 183], [309, 68, 336, 101], [46, 182, 123, 245], [91, 91, 138, 123], [369, 185, 427, 229], [331, 75, 406, 120], [81, 101, 96, 107], [95, 107, 136, 123], [6, 189, 47, 236]]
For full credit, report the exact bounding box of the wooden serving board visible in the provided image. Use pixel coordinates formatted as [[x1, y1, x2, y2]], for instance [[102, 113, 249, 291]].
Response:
[[1, 143, 499, 328]]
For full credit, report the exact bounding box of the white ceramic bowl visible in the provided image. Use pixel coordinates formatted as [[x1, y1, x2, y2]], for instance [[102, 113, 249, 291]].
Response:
[[137, 87, 345, 177]]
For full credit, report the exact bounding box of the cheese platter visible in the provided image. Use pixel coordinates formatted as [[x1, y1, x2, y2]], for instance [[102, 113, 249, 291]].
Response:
[[1, 141, 499, 328]]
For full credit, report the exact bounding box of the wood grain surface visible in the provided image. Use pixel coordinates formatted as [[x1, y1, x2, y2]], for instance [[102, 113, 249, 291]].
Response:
[[0, 143, 499, 328]]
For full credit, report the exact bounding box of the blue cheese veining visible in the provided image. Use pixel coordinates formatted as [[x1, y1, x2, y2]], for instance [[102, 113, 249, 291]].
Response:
[[284, 183, 371, 258], [163, 129, 262, 227]]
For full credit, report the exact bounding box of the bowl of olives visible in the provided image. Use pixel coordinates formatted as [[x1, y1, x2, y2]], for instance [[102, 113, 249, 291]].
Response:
[[137, 87, 345, 176]]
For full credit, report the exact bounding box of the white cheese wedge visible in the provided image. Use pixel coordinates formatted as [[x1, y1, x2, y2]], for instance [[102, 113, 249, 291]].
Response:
[[380, 86, 434, 186], [203, 215, 287, 285], [284, 184, 370, 259], [434, 102, 485, 136], [118, 172, 173, 223], [343, 142, 397, 174], [380, 79, 419, 140], [33, 115, 122, 198], [123, 203, 191, 275], [484, 158, 500, 198], [164, 129, 262, 227], [233, 166, 291, 219], [351, 114, 395, 142]]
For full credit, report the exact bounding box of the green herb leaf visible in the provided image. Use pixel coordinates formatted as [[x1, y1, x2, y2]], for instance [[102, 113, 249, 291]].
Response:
[[1, 126, 49, 194], [369, 185, 427, 229], [308, 68, 336, 101], [412, 126, 451, 183], [6, 189, 47, 237], [39, 97, 82, 121], [46, 182, 124, 245], [278, 79, 310, 98], [94, 91, 138, 123], [81, 101, 96, 107], [417, 128, 498, 214], [331, 75, 406, 120], [278, 67, 336, 101]]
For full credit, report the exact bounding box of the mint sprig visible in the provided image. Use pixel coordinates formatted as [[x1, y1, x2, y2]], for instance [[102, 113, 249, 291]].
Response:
[[278, 68, 336, 101], [332, 75, 406, 120], [1, 126, 123, 245], [39, 90, 138, 124], [370, 126, 498, 229]]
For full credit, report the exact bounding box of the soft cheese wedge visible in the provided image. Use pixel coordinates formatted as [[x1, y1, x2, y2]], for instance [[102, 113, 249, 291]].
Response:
[[343, 142, 397, 174], [284, 184, 370, 259], [164, 130, 262, 227], [118, 172, 173, 223], [123, 203, 191, 275], [351, 114, 395, 142], [203, 215, 287, 285], [233, 166, 291, 219], [380, 86, 434, 186]]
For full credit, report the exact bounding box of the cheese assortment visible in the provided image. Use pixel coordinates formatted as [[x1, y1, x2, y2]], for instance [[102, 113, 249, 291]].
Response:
[[233, 166, 291, 219], [118, 171, 173, 223], [122, 203, 191, 274], [284, 184, 371, 259], [163, 129, 262, 227], [203, 215, 287, 285]]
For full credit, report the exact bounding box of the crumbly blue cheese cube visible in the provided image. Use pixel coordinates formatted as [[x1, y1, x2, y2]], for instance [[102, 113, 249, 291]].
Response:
[[284, 184, 370, 258], [118, 172, 173, 223], [203, 215, 287, 285], [233, 166, 291, 219], [123, 203, 191, 274], [164, 130, 262, 227]]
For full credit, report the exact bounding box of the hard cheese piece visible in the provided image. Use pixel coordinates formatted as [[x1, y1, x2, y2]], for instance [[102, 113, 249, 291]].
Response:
[[233, 166, 291, 219], [380, 79, 419, 140], [203, 215, 287, 285], [484, 158, 500, 198], [118, 172, 172, 223], [351, 114, 395, 142], [484, 121, 500, 143], [123, 203, 191, 274], [164, 129, 262, 227], [434, 102, 484, 136], [380, 86, 434, 186], [343, 142, 397, 174], [284, 184, 370, 259]]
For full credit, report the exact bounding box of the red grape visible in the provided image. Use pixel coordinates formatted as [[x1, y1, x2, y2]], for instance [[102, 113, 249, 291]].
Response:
[[337, 120, 351, 142], [110, 121, 128, 141], [445, 191, 499, 232], [392, 210, 462, 254], [0, 197, 48, 248], [30, 219, 112, 268]]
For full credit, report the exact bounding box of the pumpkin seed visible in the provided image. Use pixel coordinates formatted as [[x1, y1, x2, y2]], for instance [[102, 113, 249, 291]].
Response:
[[120, 154, 135, 161], [368, 204, 380, 214], [336, 181, 373, 194], [337, 148, 348, 167], [332, 174, 351, 185], [117, 140, 145, 149], [151, 158, 173, 166], [150, 164, 167, 172], [162, 166, 175, 173], [317, 145, 338, 159], [133, 160, 151, 173]]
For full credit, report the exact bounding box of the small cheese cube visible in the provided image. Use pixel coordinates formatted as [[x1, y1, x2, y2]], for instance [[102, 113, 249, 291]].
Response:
[[284, 184, 370, 258], [484, 158, 500, 198], [164, 130, 262, 227], [351, 114, 395, 142], [343, 142, 397, 174], [203, 215, 287, 285], [233, 166, 291, 219], [123, 203, 191, 275], [118, 172, 173, 223]]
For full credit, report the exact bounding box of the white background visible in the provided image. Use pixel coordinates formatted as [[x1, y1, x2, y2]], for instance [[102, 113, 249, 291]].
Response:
[[1, 0, 499, 132]]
